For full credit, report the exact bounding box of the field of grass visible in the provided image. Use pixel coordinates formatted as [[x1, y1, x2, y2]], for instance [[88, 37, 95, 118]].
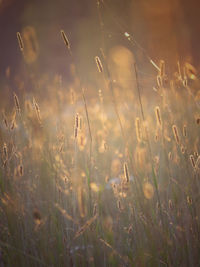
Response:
[[0, 14, 200, 267]]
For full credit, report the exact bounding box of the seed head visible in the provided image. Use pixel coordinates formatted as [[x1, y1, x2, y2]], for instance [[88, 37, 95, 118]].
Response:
[[61, 30, 70, 50], [155, 106, 162, 127], [172, 125, 180, 145], [14, 93, 20, 114], [16, 32, 24, 52], [95, 56, 103, 73], [123, 162, 129, 183]]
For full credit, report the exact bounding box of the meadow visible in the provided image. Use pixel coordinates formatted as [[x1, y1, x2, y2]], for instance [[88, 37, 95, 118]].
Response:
[[0, 14, 200, 267]]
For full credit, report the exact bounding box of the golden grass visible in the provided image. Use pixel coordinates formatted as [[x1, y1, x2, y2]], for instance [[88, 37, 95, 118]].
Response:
[[0, 25, 199, 267]]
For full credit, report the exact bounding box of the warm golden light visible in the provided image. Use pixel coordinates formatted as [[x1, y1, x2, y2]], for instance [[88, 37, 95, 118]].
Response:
[[0, 0, 200, 266]]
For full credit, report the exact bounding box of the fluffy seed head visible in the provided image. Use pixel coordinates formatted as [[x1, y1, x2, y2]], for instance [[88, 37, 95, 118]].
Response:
[[61, 30, 70, 49], [14, 93, 20, 114], [95, 56, 103, 73], [3, 143, 8, 160], [172, 125, 180, 145], [155, 106, 162, 127], [123, 162, 129, 183], [159, 60, 165, 77], [16, 32, 24, 52], [18, 164, 24, 176], [33, 98, 42, 124], [190, 155, 195, 169]]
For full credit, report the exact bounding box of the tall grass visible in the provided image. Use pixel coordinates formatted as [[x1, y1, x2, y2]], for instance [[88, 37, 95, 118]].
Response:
[[0, 10, 200, 267]]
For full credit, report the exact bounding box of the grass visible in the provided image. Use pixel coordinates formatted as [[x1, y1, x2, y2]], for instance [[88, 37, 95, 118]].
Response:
[[0, 13, 200, 267]]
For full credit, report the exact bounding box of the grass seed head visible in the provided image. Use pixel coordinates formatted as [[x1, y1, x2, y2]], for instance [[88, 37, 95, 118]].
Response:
[[172, 125, 180, 145], [3, 143, 8, 160], [183, 124, 187, 137], [18, 164, 24, 176], [17, 32, 24, 52], [123, 162, 129, 183], [190, 155, 196, 169], [33, 98, 42, 124], [95, 56, 103, 73], [155, 106, 162, 127], [159, 60, 165, 77], [61, 30, 70, 50], [14, 93, 20, 114]]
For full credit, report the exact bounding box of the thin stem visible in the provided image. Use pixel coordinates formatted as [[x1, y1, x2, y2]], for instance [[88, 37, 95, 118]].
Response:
[[82, 88, 93, 164]]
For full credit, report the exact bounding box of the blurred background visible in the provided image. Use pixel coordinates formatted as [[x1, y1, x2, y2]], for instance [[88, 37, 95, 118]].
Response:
[[0, 0, 199, 86]]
